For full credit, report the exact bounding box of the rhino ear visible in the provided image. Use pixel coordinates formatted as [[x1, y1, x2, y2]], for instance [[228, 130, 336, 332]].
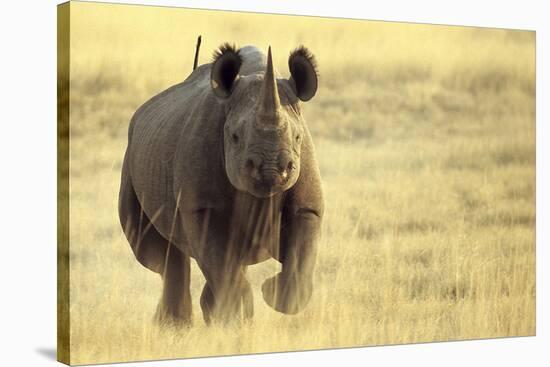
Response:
[[288, 46, 318, 102], [211, 43, 242, 99]]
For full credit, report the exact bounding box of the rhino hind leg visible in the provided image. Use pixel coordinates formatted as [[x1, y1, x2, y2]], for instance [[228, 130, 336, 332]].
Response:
[[154, 244, 193, 326], [119, 163, 169, 274], [119, 167, 193, 325], [199, 283, 214, 324]]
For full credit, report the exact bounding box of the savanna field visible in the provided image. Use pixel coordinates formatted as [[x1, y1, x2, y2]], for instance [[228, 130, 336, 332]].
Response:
[[63, 2, 535, 364]]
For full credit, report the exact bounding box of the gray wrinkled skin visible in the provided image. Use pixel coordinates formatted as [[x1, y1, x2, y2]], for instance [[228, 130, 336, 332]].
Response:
[[119, 45, 324, 325], [222, 76, 303, 198]]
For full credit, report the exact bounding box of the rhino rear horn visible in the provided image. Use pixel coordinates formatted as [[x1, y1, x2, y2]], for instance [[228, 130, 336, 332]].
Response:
[[211, 43, 242, 99], [288, 46, 318, 101]]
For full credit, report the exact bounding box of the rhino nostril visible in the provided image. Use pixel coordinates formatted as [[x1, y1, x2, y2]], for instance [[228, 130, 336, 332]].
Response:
[[245, 159, 255, 170], [287, 161, 294, 171]]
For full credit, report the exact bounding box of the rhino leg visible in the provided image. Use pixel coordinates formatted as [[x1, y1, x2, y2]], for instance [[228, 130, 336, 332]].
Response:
[[181, 209, 253, 323], [119, 157, 192, 325], [119, 155, 168, 274], [262, 209, 320, 314], [154, 244, 193, 326], [199, 283, 214, 324], [200, 270, 254, 325], [241, 276, 254, 320]]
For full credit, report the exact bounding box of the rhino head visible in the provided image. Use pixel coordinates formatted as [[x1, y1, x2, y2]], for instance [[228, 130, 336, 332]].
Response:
[[211, 44, 318, 198]]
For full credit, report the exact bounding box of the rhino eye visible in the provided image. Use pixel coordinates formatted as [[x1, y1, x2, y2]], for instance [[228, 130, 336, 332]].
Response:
[[231, 133, 239, 144], [295, 134, 301, 142]]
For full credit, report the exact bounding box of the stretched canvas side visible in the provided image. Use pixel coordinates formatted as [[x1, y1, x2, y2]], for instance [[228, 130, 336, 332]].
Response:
[[57, 2, 71, 365]]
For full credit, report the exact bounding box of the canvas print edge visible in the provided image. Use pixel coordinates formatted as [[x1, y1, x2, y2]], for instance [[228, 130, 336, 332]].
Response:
[[58, 1, 71, 365]]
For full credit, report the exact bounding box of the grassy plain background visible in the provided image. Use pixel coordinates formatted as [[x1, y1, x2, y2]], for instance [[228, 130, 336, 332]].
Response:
[[65, 2, 535, 364]]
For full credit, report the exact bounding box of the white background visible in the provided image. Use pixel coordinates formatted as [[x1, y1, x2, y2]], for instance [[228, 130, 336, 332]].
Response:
[[0, 0, 547, 366]]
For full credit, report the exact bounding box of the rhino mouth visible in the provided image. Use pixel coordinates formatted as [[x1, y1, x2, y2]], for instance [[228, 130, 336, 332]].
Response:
[[241, 171, 291, 198], [247, 179, 288, 198], [235, 161, 292, 198]]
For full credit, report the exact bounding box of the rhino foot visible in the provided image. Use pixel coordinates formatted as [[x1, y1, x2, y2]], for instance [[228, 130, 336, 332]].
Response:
[[153, 302, 193, 328], [261, 273, 313, 315]]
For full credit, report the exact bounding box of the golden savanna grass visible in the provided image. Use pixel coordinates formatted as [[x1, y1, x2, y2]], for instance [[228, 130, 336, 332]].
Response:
[[65, 2, 535, 364]]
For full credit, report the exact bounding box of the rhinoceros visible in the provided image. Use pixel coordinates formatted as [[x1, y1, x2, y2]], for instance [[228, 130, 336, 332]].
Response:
[[118, 42, 324, 325]]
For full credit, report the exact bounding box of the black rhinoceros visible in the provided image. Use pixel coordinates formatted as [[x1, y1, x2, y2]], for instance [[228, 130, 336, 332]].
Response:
[[118, 43, 324, 325]]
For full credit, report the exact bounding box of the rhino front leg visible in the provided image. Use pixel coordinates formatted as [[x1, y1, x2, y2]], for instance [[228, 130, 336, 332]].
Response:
[[262, 209, 321, 314], [200, 271, 253, 324], [182, 209, 253, 324]]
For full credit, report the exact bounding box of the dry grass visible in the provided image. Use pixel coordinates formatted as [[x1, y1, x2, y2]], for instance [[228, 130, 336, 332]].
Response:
[[65, 2, 535, 365]]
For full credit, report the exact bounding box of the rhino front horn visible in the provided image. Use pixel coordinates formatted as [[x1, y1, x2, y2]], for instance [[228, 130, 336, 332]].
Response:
[[257, 46, 281, 125]]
